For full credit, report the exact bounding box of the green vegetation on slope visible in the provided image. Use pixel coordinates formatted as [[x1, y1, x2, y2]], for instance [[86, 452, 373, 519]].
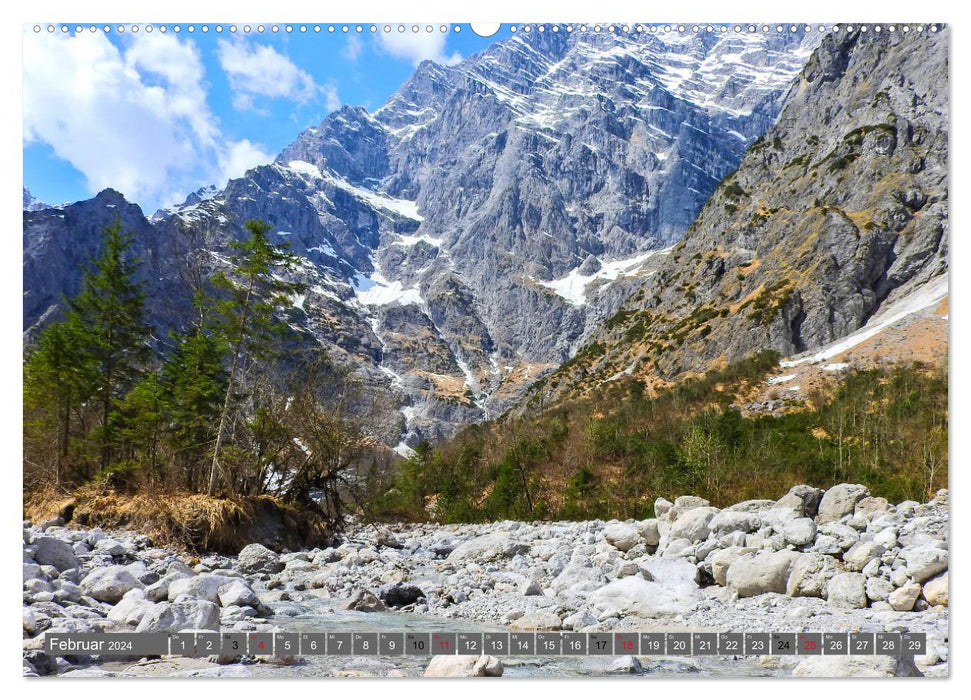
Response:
[[368, 351, 947, 523], [23, 219, 367, 528]]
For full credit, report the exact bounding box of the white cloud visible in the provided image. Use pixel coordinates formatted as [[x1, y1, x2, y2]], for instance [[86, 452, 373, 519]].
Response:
[[375, 31, 462, 67], [217, 39, 321, 112], [23, 31, 271, 211], [342, 35, 363, 62]]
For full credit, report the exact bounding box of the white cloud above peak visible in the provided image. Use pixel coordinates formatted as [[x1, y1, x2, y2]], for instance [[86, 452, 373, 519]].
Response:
[[376, 30, 461, 67], [23, 31, 271, 212], [217, 39, 326, 112]]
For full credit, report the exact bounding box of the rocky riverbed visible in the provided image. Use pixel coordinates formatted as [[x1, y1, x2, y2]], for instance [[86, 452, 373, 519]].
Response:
[[23, 483, 949, 678]]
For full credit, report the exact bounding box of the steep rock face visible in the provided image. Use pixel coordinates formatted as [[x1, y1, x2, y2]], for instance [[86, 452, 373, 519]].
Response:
[[531, 28, 948, 404], [23, 28, 822, 446], [22, 189, 179, 340]]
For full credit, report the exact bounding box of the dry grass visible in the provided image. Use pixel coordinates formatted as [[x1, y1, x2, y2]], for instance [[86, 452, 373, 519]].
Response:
[[24, 484, 332, 554]]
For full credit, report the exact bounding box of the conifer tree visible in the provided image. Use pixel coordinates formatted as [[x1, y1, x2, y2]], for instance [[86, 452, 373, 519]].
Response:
[[161, 313, 227, 491], [207, 219, 305, 496], [23, 318, 95, 484], [66, 219, 152, 469]]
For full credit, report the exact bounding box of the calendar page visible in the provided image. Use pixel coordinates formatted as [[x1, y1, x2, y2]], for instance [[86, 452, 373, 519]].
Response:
[[21, 19, 949, 681]]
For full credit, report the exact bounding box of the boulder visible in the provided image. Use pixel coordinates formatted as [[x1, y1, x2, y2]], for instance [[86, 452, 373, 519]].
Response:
[[786, 553, 840, 598], [653, 497, 673, 518], [708, 511, 761, 537], [668, 507, 719, 542], [903, 546, 948, 583], [375, 527, 403, 549], [446, 533, 529, 563], [168, 574, 235, 604], [843, 541, 885, 571], [827, 572, 868, 609], [888, 582, 922, 611], [550, 563, 606, 594], [725, 551, 800, 597], [217, 579, 261, 608], [587, 575, 698, 618], [94, 538, 127, 556], [424, 655, 503, 677], [79, 565, 142, 604], [32, 536, 79, 572], [865, 577, 893, 602], [817, 522, 860, 550], [604, 522, 641, 552], [135, 600, 220, 633], [724, 499, 775, 513], [509, 611, 561, 630], [635, 519, 660, 547], [854, 496, 890, 518], [709, 547, 755, 587], [792, 655, 922, 677], [145, 571, 192, 603], [106, 588, 154, 627], [342, 589, 386, 612], [775, 485, 824, 518], [23, 562, 43, 582], [817, 484, 870, 523], [379, 583, 426, 608], [922, 572, 948, 606], [236, 543, 283, 574], [782, 518, 817, 546], [673, 495, 710, 512]]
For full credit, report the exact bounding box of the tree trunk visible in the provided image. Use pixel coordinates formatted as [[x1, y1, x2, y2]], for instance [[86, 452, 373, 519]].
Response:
[[207, 282, 254, 497]]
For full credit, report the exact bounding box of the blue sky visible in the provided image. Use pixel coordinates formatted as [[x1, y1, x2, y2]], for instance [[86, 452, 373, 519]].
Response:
[[23, 24, 504, 214]]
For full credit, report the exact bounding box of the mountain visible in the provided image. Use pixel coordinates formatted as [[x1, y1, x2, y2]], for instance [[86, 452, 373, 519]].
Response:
[[23, 28, 823, 449], [22, 187, 51, 212], [526, 27, 948, 408]]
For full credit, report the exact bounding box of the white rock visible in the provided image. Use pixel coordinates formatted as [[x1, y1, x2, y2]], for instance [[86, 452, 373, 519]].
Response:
[[635, 519, 660, 546], [669, 507, 719, 542], [551, 563, 605, 594], [32, 537, 79, 572], [726, 550, 800, 597], [107, 588, 154, 627], [446, 533, 528, 562], [888, 581, 922, 611], [94, 538, 127, 556], [218, 579, 261, 608], [237, 543, 283, 574], [79, 565, 143, 604], [708, 511, 761, 537], [654, 497, 673, 518], [817, 484, 870, 523], [782, 518, 817, 546], [509, 611, 561, 630], [843, 541, 885, 571], [587, 576, 698, 618], [865, 577, 893, 602], [792, 656, 921, 677], [786, 553, 840, 598], [603, 522, 641, 552], [903, 546, 948, 583], [135, 600, 220, 633], [922, 572, 948, 606], [774, 485, 824, 518], [424, 655, 503, 677], [827, 572, 868, 609], [709, 547, 755, 587], [168, 574, 236, 603], [145, 571, 192, 602]]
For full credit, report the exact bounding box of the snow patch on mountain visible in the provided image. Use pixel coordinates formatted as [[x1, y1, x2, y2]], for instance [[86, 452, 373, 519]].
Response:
[[539, 248, 672, 305]]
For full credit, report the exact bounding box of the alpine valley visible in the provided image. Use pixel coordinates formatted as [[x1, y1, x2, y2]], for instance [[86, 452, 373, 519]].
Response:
[[23, 25, 947, 456]]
